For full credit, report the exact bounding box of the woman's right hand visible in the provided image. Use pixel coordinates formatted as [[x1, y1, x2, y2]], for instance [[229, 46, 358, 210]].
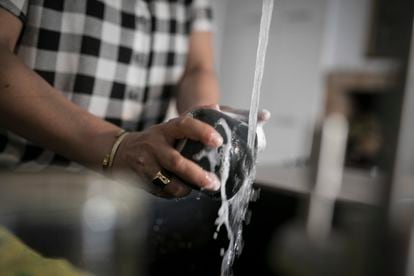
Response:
[[112, 114, 223, 198]]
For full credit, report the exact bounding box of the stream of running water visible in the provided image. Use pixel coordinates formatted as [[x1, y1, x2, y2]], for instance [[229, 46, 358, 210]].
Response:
[[214, 0, 274, 275]]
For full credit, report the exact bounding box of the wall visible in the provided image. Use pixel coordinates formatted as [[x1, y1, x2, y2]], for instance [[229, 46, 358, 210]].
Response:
[[211, 0, 229, 72], [212, 0, 393, 165], [392, 28, 414, 194], [321, 0, 394, 72], [214, 0, 328, 164], [321, 0, 371, 70]]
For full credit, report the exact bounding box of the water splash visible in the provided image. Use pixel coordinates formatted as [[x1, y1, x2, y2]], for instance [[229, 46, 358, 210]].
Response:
[[213, 119, 236, 275], [213, 119, 264, 276]]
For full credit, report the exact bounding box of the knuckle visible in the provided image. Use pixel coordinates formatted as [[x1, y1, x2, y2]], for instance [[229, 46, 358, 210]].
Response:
[[167, 118, 179, 126], [191, 170, 207, 188], [202, 127, 214, 140], [141, 141, 155, 152], [148, 125, 164, 136], [131, 152, 146, 168], [169, 152, 185, 171], [199, 173, 210, 188], [200, 127, 217, 144], [176, 116, 191, 128]]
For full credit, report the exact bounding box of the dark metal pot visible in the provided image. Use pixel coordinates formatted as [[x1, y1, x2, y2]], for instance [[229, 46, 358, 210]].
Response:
[[176, 108, 255, 199]]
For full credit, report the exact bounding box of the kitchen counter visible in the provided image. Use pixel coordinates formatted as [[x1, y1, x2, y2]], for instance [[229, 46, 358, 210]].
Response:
[[255, 165, 381, 205]]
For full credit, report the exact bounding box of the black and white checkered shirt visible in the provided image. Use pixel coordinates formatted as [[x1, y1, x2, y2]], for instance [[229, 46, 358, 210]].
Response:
[[0, 0, 213, 170]]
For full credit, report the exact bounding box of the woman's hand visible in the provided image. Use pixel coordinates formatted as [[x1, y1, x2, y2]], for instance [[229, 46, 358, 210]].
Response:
[[219, 105, 271, 124], [112, 114, 223, 198]]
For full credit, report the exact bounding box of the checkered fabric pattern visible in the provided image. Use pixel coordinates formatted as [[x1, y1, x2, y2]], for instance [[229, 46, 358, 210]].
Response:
[[0, 0, 213, 170]]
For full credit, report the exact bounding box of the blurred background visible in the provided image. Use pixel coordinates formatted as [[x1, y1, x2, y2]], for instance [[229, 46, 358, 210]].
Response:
[[213, 0, 399, 166], [1, 0, 413, 275]]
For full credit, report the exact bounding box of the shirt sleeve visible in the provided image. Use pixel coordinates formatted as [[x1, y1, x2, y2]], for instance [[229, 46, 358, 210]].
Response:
[[0, 0, 29, 22], [189, 0, 213, 32]]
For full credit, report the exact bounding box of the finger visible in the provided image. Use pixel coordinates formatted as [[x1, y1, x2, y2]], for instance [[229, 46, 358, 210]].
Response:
[[181, 104, 220, 115], [122, 149, 190, 198], [155, 145, 221, 191], [191, 104, 220, 112], [221, 106, 271, 123], [155, 177, 192, 199], [219, 105, 248, 117], [165, 116, 223, 148], [218, 105, 234, 113], [202, 104, 220, 111], [258, 109, 271, 123]]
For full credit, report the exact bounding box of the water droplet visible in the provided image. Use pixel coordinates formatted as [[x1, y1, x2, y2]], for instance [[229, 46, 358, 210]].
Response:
[[245, 211, 252, 225]]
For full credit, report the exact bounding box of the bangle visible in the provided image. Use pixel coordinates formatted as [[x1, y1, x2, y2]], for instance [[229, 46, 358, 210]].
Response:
[[102, 130, 129, 172]]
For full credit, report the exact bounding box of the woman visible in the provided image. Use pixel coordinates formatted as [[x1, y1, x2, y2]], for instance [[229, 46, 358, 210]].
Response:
[[0, 0, 223, 198]]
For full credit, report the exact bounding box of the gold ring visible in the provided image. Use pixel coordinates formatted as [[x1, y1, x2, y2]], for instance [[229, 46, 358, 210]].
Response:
[[152, 170, 171, 189]]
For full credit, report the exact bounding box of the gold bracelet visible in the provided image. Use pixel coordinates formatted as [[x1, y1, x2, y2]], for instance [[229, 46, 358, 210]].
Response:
[[102, 130, 129, 171]]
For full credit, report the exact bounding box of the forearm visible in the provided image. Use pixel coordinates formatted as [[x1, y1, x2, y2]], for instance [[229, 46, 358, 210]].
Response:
[[176, 68, 220, 114], [0, 45, 121, 170]]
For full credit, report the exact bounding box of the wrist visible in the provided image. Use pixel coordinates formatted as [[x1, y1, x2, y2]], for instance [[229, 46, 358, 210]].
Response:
[[102, 130, 129, 173], [72, 121, 123, 171]]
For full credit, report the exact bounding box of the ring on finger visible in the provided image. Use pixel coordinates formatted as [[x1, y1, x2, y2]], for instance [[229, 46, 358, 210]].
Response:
[[152, 170, 171, 190]]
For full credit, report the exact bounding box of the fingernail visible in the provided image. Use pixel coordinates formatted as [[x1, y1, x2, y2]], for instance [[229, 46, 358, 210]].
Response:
[[205, 172, 221, 191], [260, 109, 271, 121], [200, 104, 220, 111], [209, 132, 223, 147]]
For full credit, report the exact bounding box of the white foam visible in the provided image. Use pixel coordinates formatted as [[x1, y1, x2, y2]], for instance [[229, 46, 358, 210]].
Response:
[[212, 118, 237, 275], [193, 145, 220, 172]]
